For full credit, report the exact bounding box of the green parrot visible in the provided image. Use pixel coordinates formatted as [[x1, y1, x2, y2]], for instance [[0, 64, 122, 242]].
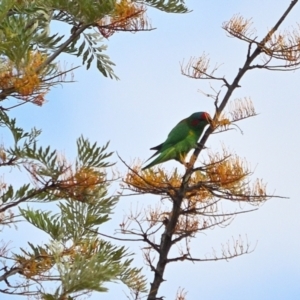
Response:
[[142, 112, 212, 170]]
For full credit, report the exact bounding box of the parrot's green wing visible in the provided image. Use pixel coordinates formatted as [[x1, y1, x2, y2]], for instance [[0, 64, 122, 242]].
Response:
[[142, 120, 199, 170], [144, 119, 190, 162], [142, 146, 186, 170], [157, 119, 191, 151]]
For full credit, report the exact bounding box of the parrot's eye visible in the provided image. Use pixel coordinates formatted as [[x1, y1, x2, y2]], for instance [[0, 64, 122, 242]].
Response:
[[201, 113, 208, 120]]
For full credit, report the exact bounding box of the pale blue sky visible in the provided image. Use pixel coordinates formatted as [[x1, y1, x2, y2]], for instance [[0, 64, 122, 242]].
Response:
[[2, 0, 300, 299]]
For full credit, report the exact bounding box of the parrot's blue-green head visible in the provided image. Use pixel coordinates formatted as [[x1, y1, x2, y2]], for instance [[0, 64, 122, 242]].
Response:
[[187, 112, 212, 127]]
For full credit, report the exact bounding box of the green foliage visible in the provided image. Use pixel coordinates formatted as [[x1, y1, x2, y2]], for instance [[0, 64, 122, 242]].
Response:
[[19, 193, 118, 242], [0, 111, 41, 146], [142, 0, 189, 13], [55, 243, 138, 293], [0, 0, 116, 78], [17, 176, 147, 297], [19, 208, 61, 238], [73, 32, 118, 78], [77, 135, 113, 168], [0, 108, 147, 297], [51, 0, 116, 24], [0, 5, 51, 64], [0, 0, 189, 82]]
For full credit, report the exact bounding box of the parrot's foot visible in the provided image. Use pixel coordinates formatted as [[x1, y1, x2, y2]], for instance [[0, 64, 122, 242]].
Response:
[[184, 161, 191, 169], [184, 161, 196, 170]]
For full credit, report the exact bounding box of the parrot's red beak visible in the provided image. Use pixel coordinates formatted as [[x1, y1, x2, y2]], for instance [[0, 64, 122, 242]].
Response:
[[203, 113, 212, 124]]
